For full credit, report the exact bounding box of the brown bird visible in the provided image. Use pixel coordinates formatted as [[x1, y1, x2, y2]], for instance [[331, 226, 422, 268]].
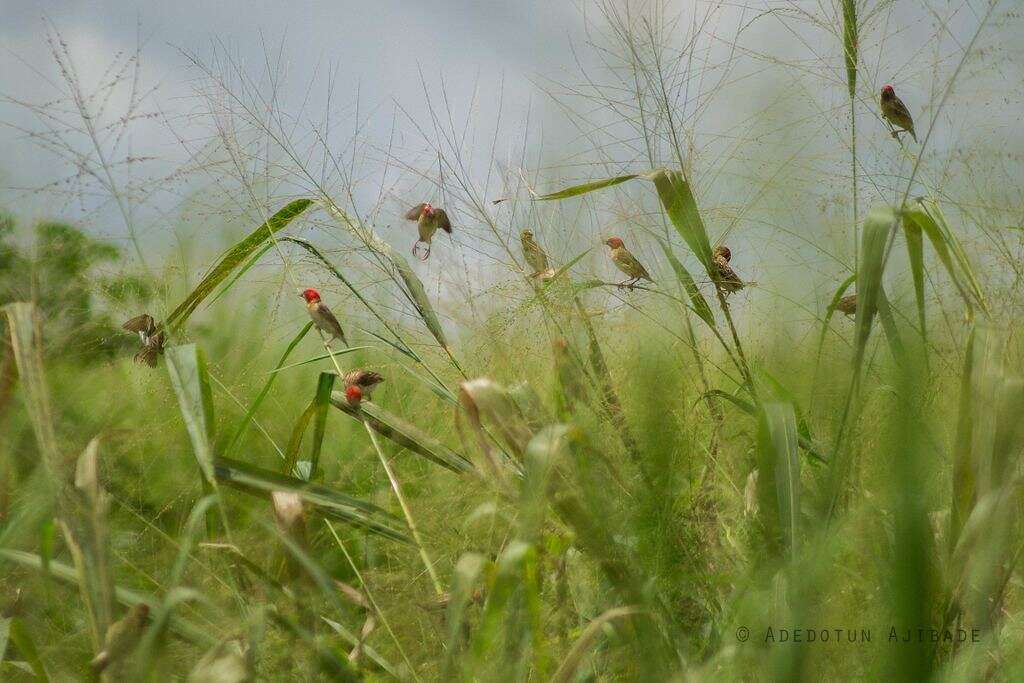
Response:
[[301, 288, 348, 347], [122, 313, 166, 367], [835, 294, 857, 317], [344, 369, 384, 399], [712, 246, 744, 295], [880, 85, 917, 143], [604, 236, 652, 288], [91, 603, 149, 673], [520, 229, 549, 276], [405, 202, 452, 261]]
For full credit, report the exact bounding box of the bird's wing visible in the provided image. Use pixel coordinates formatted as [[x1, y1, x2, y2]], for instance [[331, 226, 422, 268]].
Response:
[[433, 209, 452, 233], [122, 314, 155, 335], [317, 303, 347, 342], [404, 203, 426, 220], [618, 250, 650, 279]]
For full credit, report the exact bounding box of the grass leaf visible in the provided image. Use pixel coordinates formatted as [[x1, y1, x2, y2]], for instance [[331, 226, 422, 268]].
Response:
[[758, 402, 801, 559], [657, 238, 715, 327], [213, 457, 409, 543], [535, 174, 641, 200], [853, 206, 896, 371], [165, 344, 217, 486], [166, 199, 313, 329]]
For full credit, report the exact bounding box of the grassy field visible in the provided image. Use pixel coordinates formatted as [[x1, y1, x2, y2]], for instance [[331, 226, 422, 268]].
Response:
[[2, 2, 1024, 681]]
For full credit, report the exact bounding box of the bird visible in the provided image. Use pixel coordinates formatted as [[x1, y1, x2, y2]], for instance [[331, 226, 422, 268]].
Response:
[[91, 603, 149, 673], [405, 202, 452, 261], [344, 384, 363, 407], [122, 313, 166, 367], [835, 294, 857, 317], [712, 245, 744, 295], [344, 369, 384, 399], [880, 85, 917, 143], [520, 229, 549, 276], [300, 288, 348, 347], [604, 237, 652, 289]]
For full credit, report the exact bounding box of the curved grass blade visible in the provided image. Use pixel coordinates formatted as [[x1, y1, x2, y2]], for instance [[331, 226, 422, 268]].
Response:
[[212, 456, 409, 543], [223, 322, 313, 459], [854, 206, 896, 372], [541, 247, 592, 286], [551, 606, 641, 683], [207, 242, 274, 307], [535, 174, 641, 200], [266, 346, 373, 375], [903, 217, 927, 341], [757, 402, 801, 559], [165, 344, 216, 487], [308, 372, 335, 479], [165, 199, 313, 329], [699, 390, 826, 464], [650, 169, 714, 271], [7, 619, 48, 681], [657, 238, 715, 327], [330, 394, 473, 473]]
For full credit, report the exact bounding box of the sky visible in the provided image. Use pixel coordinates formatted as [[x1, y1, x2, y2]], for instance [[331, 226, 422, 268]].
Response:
[[1, 0, 1022, 321]]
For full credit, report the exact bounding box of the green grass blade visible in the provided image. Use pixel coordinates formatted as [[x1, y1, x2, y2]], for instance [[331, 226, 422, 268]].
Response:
[[657, 238, 715, 327], [535, 174, 641, 200], [212, 456, 410, 543], [266, 346, 373, 375], [223, 322, 314, 459], [650, 169, 715, 271], [7, 619, 49, 681], [165, 199, 313, 329], [841, 0, 858, 100], [903, 217, 927, 341], [758, 402, 801, 559], [950, 326, 977, 550], [308, 372, 335, 480], [331, 394, 473, 473], [853, 206, 896, 370], [282, 401, 316, 479], [700, 390, 826, 463], [207, 242, 274, 306], [165, 344, 217, 486], [442, 552, 487, 679]]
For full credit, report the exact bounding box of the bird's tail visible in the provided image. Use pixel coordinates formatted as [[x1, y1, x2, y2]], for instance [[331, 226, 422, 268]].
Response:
[[412, 240, 430, 261]]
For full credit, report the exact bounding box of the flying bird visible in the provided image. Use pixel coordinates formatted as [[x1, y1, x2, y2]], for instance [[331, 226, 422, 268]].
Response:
[[344, 369, 384, 399], [301, 288, 348, 347], [604, 237, 652, 289], [520, 229, 549, 276], [122, 313, 165, 367], [405, 202, 452, 261], [712, 245, 744, 295], [835, 294, 857, 317], [880, 85, 917, 142]]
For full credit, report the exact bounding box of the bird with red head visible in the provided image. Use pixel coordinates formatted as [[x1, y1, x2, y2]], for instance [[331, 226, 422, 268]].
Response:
[[301, 287, 347, 346]]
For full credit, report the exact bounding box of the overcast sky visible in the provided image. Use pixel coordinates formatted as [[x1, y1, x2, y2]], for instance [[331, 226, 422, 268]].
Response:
[[2, 0, 1021, 312]]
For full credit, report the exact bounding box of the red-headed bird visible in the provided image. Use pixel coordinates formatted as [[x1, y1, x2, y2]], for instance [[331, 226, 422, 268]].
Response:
[[604, 236, 652, 289], [344, 384, 363, 407], [344, 369, 384, 399], [301, 288, 348, 347], [880, 85, 917, 143], [405, 202, 452, 261]]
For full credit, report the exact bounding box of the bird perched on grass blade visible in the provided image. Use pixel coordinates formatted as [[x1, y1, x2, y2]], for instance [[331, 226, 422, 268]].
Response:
[[405, 202, 452, 261], [880, 85, 917, 142], [835, 294, 857, 317], [122, 313, 165, 367], [604, 236, 652, 289], [301, 288, 348, 347], [344, 369, 384, 399], [712, 246, 744, 295], [520, 229, 549, 276], [91, 603, 149, 673]]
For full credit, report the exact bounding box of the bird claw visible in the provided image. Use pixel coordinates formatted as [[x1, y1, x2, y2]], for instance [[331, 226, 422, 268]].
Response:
[[412, 241, 430, 261]]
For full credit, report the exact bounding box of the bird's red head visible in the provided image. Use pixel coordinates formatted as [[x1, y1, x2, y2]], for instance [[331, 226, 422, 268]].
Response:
[[881, 84, 895, 97], [422, 202, 434, 217], [345, 384, 363, 406], [301, 288, 321, 303], [605, 237, 624, 249]]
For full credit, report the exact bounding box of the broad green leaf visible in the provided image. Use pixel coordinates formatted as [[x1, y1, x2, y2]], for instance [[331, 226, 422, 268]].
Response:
[[854, 206, 896, 370], [657, 238, 715, 327], [903, 217, 927, 341], [758, 402, 801, 559], [207, 242, 274, 306], [700, 390, 826, 463], [165, 344, 217, 486], [535, 174, 641, 200], [7, 619, 48, 681], [223, 322, 314, 459], [166, 199, 313, 329], [331, 393, 473, 473], [650, 169, 714, 271], [308, 372, 335, 479], [282, 402, 317, 479], [0, 617, 9, 664], [212, 457, 409, 543], [950, 326, 977, 550]]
